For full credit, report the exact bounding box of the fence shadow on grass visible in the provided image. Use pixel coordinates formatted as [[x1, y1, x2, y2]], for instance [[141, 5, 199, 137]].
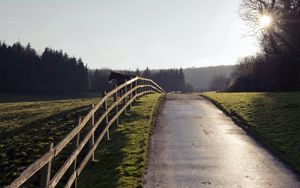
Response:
[[77, 100, 147, 187]]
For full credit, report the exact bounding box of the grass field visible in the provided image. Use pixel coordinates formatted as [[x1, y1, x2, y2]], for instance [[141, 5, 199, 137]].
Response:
[[78, 94, 163, 188], [202, 92, 300, 173], [0, 97, 100, 186]]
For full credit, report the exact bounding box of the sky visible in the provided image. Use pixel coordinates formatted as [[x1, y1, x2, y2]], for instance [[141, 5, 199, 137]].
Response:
[[0, 0, 259, 70]]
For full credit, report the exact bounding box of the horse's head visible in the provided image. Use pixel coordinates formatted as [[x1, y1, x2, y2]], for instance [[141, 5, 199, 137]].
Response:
[[108, 71, 121, 83], [108, 71, 115, 83]]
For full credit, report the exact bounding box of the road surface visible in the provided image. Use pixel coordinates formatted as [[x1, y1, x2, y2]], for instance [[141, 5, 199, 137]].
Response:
[[144, 94, 300, 188]]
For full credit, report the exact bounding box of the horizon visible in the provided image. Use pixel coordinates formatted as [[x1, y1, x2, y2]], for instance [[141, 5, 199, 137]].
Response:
[[0, 0, 259, 69], [89, 64, 236, 71]]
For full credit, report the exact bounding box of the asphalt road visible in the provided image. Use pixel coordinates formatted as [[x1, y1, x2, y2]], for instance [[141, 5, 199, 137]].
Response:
[[143, 94, 300, 188]]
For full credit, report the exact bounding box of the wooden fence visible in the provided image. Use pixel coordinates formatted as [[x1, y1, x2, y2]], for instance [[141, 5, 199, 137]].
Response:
[[6, 77, 164, 188]]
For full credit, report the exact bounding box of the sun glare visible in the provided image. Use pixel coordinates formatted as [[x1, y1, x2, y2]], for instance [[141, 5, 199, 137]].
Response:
[[259, 15, 272, 28]]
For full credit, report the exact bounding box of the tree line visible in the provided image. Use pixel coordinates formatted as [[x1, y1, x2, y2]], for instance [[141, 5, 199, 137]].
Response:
[[0, 42, 89, 93], [90, 68, 193, 92], [0, 42, 193, 94], [225, 0, 300, 92]]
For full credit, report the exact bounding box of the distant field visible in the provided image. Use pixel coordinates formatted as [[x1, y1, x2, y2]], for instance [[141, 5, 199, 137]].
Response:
[[0, 97, 100, 186], [202, 92, 300, 173]]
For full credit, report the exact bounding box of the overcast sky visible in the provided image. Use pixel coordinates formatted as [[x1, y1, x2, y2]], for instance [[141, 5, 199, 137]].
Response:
[[0, 0, 259, 70]]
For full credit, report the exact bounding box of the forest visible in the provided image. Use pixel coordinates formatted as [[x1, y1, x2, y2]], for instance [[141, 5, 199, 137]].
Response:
[[89, 68, 193, 92], [0, 42, 192, 93], [0, 42, 89, 93]]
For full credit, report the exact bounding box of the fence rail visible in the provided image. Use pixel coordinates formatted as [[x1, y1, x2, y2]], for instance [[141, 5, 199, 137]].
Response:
[[6, 77, 164, 188]]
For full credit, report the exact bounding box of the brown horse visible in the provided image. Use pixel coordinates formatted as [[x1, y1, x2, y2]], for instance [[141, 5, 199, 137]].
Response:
[[108, 71, 136, 86]]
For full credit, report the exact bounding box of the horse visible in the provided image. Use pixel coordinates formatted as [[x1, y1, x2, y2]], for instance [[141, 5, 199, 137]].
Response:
[[108, 71, 136, 98], [108, 71, 136, 86]]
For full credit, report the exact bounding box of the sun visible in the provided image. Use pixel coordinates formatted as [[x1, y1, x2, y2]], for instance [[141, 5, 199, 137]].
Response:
[[259, 15, 272, 28]]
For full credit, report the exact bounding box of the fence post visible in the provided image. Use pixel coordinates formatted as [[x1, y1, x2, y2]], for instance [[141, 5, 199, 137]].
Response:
[[72, 118, 81, 188], [113, 85, 117, 101], [106, 128, 110, 141], [39, 143, 53, 188], [135, 79, 139, 100], [114, 86, 119, 126], [141, 80, 143, 95], [104, 91, 109, 125], [124, 80, 127, 114], [140, 80, 142, 97], [141, 80, 143, 96], [142, 80, 145, 96], [129, 82, 133, 108], [88, 104, 95, 162]]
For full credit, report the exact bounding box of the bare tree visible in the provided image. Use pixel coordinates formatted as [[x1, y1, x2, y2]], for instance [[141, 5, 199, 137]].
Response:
[[227, 56, 257, 91], [240, 0, 300, 55]]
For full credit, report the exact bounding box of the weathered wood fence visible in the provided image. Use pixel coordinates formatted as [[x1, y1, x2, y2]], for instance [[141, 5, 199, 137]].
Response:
[[6, 77, 164, 188]]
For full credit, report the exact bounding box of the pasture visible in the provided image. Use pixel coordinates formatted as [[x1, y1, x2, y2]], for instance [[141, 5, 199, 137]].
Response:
[[0, 97, 99, 186], [78, 94, 163, 188], [202, 92, 300, 173]]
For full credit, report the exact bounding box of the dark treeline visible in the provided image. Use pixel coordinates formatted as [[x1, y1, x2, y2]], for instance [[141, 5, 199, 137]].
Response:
[[142, 68, 193, 92], [89, 69, 113, 92], [227, 0, 300, 92], [227, 54, 299, 91], [0, 42, 192, 94], [90, 68, 193, 92], [0, 42, 89, 93]]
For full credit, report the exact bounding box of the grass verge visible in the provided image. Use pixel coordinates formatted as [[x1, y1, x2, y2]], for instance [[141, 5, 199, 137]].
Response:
[[201, 92, 300, 174], [78, 94, 164, 188]]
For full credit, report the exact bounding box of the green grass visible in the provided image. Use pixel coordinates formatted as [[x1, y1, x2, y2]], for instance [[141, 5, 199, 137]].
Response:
[[0, 97, 100, 186], [78, 94, 163, 188], [202, 92, 300, 173]]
